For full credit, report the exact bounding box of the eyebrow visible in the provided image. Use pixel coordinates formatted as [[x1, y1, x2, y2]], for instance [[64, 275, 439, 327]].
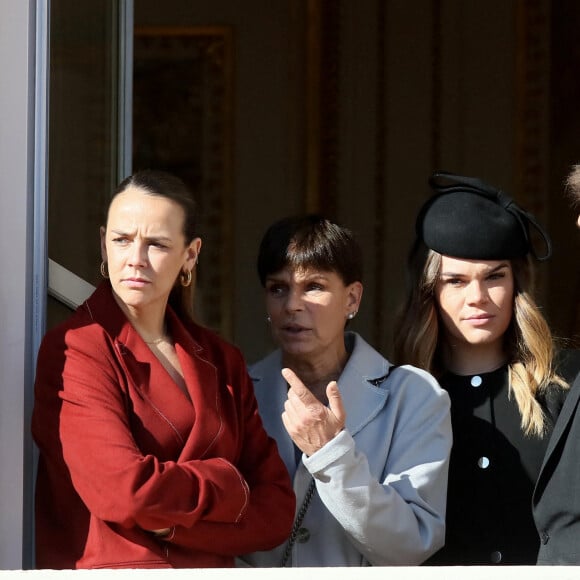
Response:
[[266, 272, 330, 283], [110, 229, 173, 243], [440, 262, 510, 277]]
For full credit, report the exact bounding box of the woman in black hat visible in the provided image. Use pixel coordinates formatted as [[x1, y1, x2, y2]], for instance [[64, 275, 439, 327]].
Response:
[[394, 171, 580, 565]]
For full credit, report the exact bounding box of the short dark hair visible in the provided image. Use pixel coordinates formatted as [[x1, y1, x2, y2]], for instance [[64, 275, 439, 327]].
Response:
[[257, 214, 363, 286]]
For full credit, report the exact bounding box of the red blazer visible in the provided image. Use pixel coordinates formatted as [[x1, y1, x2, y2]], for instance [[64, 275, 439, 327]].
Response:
[[32, 282, 294, 569]]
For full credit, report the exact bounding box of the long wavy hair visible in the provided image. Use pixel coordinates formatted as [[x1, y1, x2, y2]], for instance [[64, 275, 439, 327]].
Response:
[[393, 242, 566, 437]]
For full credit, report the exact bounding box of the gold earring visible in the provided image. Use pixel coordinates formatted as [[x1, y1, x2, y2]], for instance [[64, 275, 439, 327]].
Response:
[[180, 269, 192, 287], [100, 261, 109, 279]]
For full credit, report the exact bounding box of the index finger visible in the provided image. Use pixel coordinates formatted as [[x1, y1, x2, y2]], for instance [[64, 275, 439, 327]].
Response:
[[281, 368, 316, 402]]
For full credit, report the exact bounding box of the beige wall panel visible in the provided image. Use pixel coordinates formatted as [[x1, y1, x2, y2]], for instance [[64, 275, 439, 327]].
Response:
[[439, 1, 516, 190], [336, 0, 379, 351], [381, 1, 435, 355]]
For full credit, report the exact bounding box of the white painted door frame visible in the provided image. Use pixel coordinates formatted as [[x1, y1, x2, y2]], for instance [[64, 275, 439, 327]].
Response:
[[0, 0, 132, 568]]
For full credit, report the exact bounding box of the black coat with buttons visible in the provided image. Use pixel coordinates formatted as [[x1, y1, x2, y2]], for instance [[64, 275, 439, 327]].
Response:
[[533, 366, 580, 564], [427, 364, 571, 565]]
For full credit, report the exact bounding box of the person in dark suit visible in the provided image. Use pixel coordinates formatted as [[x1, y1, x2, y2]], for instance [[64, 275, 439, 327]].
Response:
[[533, 164, 580, 564], [32, 169, 294, 569], [394, 171, 580, 565]]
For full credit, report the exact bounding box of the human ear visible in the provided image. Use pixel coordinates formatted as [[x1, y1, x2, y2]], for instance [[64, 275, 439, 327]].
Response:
[[99, 226, 107, 262], [185, 237, 202, 269], [346, 281, 363, 312]]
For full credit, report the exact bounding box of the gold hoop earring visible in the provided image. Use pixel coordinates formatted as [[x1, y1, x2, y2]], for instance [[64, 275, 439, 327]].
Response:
[[180, 269, 192, 287], [100, 261, 109, 279]]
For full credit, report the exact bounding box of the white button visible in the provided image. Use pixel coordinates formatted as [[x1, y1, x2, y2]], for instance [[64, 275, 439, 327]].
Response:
[[478, 456, 490, 469], [471, 375, 482, 387]]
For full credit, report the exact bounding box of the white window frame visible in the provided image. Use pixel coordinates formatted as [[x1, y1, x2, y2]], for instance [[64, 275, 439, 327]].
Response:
[[0, 0, 133, 568], [0, 0, 44, 569]]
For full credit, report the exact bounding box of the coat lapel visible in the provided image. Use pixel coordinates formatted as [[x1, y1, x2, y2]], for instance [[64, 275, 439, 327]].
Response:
[[169, 313, 225, 460], [106, 301, 199, 451], [249, 351, 298, 478], [83, 282, 156, 401], [338, 333, 391, 437], [536, 374, 580, 489], [82, 282, 223, 459]]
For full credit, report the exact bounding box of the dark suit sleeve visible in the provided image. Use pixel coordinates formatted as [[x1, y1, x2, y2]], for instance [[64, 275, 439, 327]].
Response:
[[542, 349, 580, 425], [534, 369, 580, 564]]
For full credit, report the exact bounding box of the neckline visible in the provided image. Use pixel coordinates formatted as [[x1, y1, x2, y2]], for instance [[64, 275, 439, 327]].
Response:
[[444, 363, 508, 379], [442, 364, 508, 385], [144, 335, 168, 345]]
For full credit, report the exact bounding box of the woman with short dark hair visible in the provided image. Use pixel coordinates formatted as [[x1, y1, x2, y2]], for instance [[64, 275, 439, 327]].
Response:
[[242, 214, 452, 567]]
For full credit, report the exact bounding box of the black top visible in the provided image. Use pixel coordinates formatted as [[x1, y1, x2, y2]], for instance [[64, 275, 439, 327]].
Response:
[[428, 366, 565, 565]]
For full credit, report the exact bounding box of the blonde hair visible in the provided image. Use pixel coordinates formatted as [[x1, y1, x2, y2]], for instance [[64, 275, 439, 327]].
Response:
[[393, 245, 566, 437]]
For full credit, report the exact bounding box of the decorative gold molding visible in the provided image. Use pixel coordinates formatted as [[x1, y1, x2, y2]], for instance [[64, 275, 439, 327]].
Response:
[[305, 0, 340, 215], [372, 0, 387, 349], [306, 0, 323, 212], [430, 1, 442, 172], [133, 26, 234, 338], [514, 1, 550, 214], [514, 1, 550, 297]]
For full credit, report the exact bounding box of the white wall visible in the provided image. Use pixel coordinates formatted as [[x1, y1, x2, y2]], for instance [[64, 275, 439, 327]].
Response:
[[0, 566, 577, 578], [0, 0, 38, 570]]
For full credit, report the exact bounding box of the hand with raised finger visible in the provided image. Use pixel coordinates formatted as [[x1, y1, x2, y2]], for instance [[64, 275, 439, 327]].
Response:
[[281, 367, 346, 456]]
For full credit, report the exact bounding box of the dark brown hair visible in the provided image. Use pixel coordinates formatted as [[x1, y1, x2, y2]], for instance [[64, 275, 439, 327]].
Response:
[[257, 214, 363, 286], [108, 169, 199, 320]]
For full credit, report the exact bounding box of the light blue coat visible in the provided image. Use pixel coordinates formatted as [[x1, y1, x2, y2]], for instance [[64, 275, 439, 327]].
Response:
[[242, 332, 451, 567]]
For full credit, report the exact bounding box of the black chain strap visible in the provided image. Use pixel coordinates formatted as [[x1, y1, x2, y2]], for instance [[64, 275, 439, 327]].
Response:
[[279, 478, 316, 566]]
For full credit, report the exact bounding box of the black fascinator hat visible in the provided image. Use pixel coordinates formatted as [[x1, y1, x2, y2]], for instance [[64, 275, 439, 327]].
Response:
[[416, 171, 552, 261]]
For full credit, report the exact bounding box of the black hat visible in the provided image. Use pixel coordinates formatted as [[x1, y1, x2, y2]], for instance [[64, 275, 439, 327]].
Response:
[[416, 171, 552, 261]]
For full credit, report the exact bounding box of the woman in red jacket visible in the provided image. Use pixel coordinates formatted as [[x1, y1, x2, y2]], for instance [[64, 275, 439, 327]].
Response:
[[32, 169, 295, 569]]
